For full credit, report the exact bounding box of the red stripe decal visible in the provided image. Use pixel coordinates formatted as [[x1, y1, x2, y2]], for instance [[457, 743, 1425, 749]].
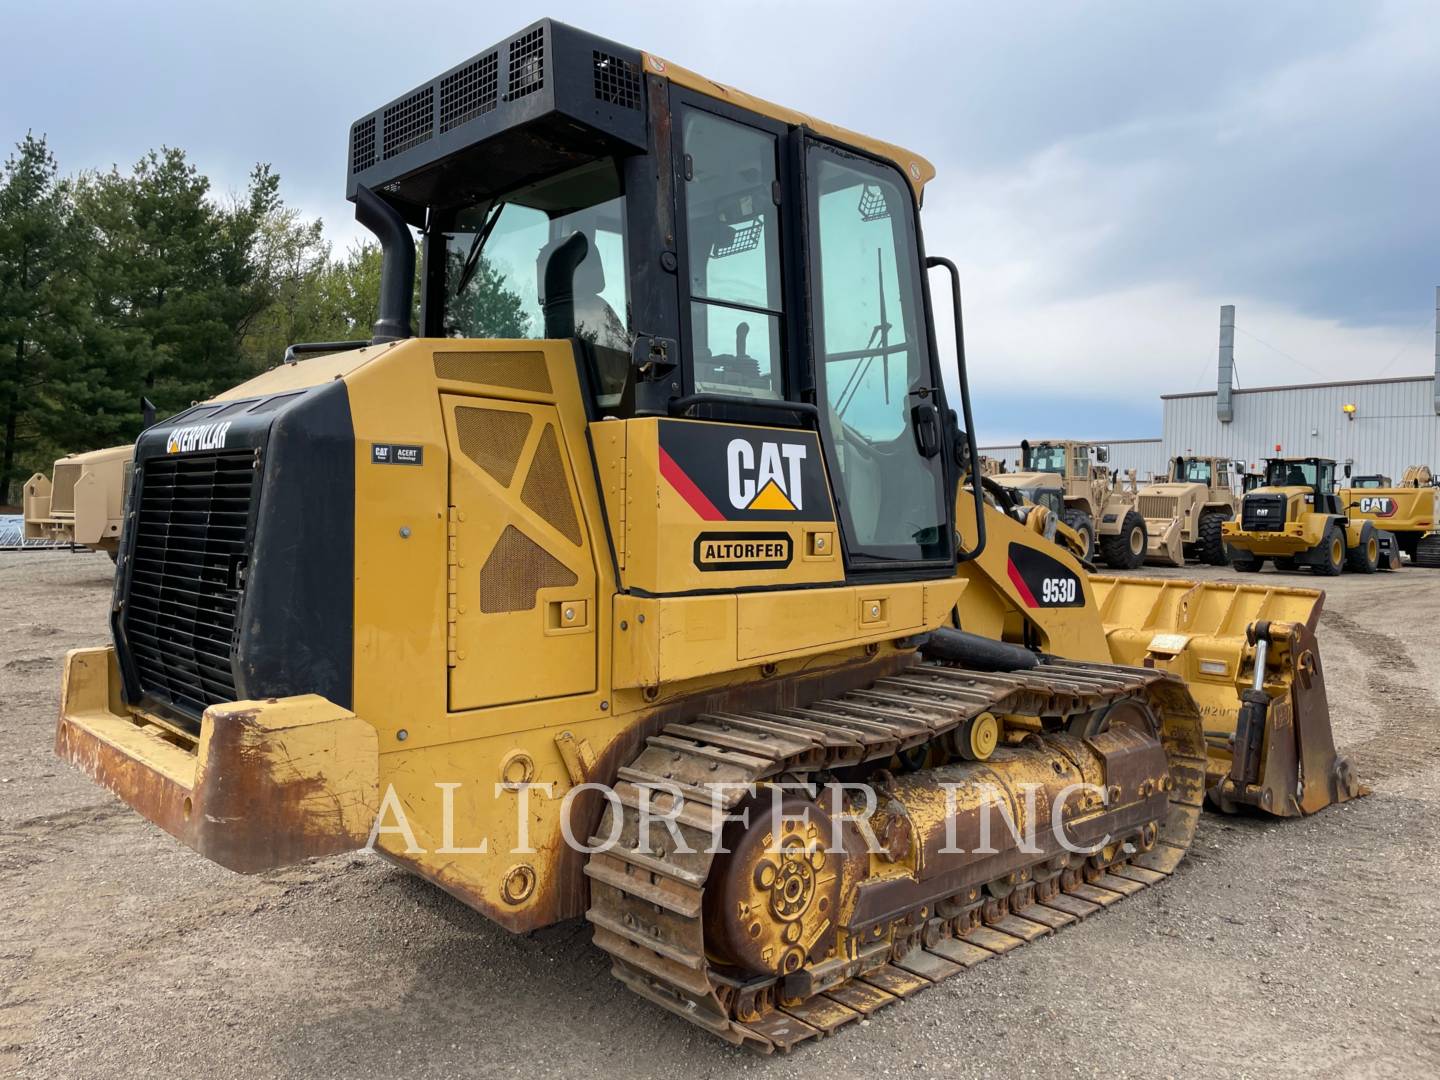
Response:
[[1007, 557, 1039, 608], [659, 446, 725, 521]]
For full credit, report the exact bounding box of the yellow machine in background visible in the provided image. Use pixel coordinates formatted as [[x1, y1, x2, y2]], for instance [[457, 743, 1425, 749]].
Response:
[[1224, 455, 1394, 575], [54, 20, 1358, 1053], [23, 444, 132, 558], [1339, 465, 1439, 568]]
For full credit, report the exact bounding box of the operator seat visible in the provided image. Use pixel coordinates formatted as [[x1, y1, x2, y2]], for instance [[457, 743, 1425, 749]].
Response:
[[1286, 466, 1308, 486]]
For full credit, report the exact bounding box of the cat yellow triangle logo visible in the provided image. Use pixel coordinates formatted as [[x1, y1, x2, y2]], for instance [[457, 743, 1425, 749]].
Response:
[[748, 479, 795, 511]]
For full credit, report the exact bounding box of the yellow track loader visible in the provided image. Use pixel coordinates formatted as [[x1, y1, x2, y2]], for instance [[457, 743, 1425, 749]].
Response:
[[54, 20, 1359, 1052]]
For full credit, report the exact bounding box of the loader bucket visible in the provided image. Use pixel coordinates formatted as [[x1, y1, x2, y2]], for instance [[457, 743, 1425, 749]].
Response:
[[1090, 576, 1363, 817]]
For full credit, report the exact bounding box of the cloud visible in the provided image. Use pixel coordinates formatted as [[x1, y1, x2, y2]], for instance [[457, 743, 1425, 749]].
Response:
[[3, 0, 1434, 443]]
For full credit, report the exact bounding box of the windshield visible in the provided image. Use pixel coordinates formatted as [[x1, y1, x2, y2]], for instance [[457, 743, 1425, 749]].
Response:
[[1265, 460, 1327, 488], [1180, 460, 1212, 484], [1354, 476, 1387, 488], [1026, 444, 1066, 474], [440, 159, 631, 405]]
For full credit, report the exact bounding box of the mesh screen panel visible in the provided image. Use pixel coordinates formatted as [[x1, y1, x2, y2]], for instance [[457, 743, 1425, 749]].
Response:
[[479, 525, 576, 613], [434, 351, 552, 393], [455, 407, 532, 487], [521, 426, 581, 545]]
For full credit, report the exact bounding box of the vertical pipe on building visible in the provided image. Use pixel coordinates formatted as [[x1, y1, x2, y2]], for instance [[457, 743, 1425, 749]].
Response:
[[1432, 285, 1439, 416], [1218, 304, 1236, 423]]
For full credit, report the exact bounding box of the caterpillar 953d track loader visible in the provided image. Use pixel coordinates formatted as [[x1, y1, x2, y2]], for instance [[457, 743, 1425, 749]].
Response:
[[55, 20, 1359, 1052]]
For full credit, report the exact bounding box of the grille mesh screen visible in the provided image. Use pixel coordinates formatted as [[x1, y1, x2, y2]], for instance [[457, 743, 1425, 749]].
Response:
[[440, 52, 499, 132], [351, 117, 376, 172], [1138, 495, 1178, 519], [508, 27, 545, 99], [434, 351, 552, 392], [122, 450, 256, 717], [50, 463, 81, 514], [521, 426, 581, 545], [593, 50, 641, 109], [455, 407, 532, 487], [383, 86, 434, 159], [480, 525, 576, 613]]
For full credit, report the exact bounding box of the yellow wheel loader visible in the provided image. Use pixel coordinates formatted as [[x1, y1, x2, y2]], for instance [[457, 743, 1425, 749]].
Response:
[[1338, 465, 1439, 568], [990, 439, 1147, 569], [23, 444, 133, 559], [1135, 455, 1237, 567], [1224, 456, 1397, 575], [54, 20, 1359, 1052]]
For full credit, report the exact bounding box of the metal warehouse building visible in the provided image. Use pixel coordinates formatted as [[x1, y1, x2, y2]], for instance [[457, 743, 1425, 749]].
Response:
[[1160, 298, 1440, 481], [1162, 375, 1440, 481]]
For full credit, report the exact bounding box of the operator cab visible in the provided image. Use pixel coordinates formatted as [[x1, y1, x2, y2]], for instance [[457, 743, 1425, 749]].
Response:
[[347, 19, 970, 574], [1256, 457, 1342, 515]]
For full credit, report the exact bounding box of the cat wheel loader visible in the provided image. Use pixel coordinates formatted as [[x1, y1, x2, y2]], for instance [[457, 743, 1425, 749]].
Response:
[[1135, 455, 1237, 567], [989, 439, 1147, 569], [1339, 465, 1439, 568], [1224, 456, 1398, 575], [54, 20, 1360, 1053], [23, 444, 133, 559]]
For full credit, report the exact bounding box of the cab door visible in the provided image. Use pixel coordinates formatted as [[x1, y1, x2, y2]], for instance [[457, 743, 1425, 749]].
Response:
[[804, 139, 953, 570], [442, 395, 596, 710]]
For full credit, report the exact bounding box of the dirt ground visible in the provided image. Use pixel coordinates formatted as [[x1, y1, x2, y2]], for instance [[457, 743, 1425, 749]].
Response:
[[2, 549, 1438, 1079]]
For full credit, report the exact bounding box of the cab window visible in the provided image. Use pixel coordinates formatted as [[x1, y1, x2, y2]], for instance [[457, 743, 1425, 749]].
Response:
[[1028, 444, 1066, 473], [681, 110, 783, 399], [1184, 460, 1213, 484], [440, 159, 631, 405]]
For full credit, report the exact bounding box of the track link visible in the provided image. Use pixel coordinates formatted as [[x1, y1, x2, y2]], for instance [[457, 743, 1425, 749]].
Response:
[[585, 659, 1207, 1052]]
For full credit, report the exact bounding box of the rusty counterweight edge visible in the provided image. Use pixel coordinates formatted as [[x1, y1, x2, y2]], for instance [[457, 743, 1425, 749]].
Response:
[[584, 660, 1207, 1053]]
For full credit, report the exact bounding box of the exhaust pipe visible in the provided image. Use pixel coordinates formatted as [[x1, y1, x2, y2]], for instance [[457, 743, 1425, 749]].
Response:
[[354, 185, 415, 344]]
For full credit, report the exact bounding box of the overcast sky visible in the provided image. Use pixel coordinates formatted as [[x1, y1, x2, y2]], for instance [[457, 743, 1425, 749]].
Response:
[[3, 1, 1435, 444]]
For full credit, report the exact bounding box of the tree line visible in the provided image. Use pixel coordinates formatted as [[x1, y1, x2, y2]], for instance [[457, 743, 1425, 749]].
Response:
[[0, 133, 389, 505]]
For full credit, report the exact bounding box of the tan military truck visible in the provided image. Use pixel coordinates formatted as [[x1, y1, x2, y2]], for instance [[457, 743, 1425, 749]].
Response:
[[1135, 455, 1238, 566], [1339, 464, 1439, 568], [22, 444, 133, 559], [990, 439, 1146, 568]]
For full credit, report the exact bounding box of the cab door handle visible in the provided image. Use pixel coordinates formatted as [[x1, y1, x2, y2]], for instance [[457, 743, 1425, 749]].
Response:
[[911, 402, 940, 459]]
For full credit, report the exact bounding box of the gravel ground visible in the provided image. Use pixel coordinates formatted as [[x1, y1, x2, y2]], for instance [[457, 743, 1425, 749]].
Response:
[[2, 549, 1439, 1079]]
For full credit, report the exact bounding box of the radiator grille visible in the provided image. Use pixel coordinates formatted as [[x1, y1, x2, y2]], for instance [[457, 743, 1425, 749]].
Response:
[[508, 27, 545, 99], [440, 51, 499, 132], [383, 86, 434, 160], [50, 463, 81, 514], [1138, 494, 1178, 520], [122, 450, 257, 716], [1241, 493, 1287, 532]]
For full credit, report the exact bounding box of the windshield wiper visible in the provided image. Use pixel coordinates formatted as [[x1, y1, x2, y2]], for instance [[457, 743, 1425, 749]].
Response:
[[453, 202, 505, 297]]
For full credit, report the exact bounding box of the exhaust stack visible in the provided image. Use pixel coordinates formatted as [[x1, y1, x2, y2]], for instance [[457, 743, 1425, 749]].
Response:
[[354, 185, 415, 344], [1218, 304, 1235, 423]]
